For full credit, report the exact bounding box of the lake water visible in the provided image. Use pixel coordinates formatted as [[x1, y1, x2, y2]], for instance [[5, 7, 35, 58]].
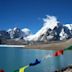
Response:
[[0, 47, 72, 72]]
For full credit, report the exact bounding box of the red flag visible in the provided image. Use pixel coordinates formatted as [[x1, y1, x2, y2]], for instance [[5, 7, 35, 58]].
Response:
[[0, 70, 4, 72], [53, 50, 64, 56]]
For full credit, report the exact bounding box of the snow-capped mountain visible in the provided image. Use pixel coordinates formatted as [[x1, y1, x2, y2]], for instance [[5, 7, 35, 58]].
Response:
[[21, 28, 32, 37], [24, 16, 72, 41], [1, 15, 72, 41], [59, 25, 72, 40], [7, 27, 22, 39], [7, 27, 32, 39], [24, 16, 59, 41]]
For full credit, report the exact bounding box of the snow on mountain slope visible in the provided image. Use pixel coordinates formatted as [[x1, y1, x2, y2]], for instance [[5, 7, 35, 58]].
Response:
[[7, 27, 32, 39], [5, 15, 72, 41], [7, 28, 12, 32], [24, 15, 59, 41], [59, 28, 68, 40], [21, 28, 31, 37], [7, 28, 14, 39], [43, 15, 59, 30], [64, 24, 72, 30], [7, 27, 22, 39]]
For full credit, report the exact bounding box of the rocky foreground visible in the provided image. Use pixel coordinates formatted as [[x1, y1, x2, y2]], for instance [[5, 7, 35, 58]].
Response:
[[55, 65, 72, 72]]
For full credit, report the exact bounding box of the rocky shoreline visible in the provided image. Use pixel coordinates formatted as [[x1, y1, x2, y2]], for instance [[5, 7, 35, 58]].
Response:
[[55, 65, 72, 72], [0, 38, 72, 50]]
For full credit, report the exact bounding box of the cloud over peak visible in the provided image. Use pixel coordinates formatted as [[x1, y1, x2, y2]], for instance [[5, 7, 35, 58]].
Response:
[[43, 15, 59, 30]]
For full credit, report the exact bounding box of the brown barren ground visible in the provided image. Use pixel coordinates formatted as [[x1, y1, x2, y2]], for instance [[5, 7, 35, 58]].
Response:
[[25, 38, 72, 50]]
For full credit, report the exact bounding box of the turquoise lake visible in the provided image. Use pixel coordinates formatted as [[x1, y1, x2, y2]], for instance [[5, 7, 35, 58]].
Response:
[[0, 47, 72, 72]]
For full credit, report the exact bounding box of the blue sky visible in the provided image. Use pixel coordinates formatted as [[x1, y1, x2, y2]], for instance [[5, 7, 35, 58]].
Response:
[[0, 0, 72, 33]]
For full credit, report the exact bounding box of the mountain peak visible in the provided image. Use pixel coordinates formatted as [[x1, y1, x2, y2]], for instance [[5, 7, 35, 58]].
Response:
[[0, 15, 72, 41], [43, 15, 59, 30]]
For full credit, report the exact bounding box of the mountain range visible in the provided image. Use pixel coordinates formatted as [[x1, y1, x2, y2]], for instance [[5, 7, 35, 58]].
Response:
[[0, 15, 72, 42]]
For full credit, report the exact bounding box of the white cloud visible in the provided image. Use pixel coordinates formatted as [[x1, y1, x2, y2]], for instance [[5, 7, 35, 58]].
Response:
[[43, 15, 59, 30]]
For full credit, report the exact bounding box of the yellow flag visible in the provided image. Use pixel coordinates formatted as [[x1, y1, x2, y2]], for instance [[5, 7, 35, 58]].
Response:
[[19, 65, 29, 72]]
